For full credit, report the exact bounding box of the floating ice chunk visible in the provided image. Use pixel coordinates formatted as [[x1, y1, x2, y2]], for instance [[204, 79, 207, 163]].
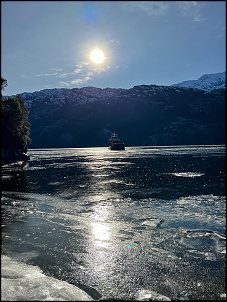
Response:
[[185, 229, 226, 241], [204, 252, 216, 261], [219, 250, 226, 254], [1, 255, 93, 301], [172, 172, 205, 178], [141, 218, 162, 228], [135, 289, 171, 301]]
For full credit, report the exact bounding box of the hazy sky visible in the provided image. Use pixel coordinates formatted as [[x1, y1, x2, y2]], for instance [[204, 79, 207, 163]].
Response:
[[1, 1, 226, 96]]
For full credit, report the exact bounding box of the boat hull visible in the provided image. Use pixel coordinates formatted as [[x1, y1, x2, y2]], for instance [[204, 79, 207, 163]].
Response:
[[109, 143, 125, 150]]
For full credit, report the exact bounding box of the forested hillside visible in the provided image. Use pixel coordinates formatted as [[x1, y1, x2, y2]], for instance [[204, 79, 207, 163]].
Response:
[[2, 74, 225, 149], [21, 85, 225, 148]]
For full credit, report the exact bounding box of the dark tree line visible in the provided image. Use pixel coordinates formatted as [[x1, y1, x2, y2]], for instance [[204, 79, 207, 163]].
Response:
[[1, 77, 31, 163]]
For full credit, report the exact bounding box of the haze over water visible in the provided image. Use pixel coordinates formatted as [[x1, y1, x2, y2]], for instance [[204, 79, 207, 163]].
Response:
[[1, 145, 226, 300]]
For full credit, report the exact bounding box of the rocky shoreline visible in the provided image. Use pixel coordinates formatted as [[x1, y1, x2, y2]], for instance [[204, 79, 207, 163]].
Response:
[[1, 148, 30, 166]]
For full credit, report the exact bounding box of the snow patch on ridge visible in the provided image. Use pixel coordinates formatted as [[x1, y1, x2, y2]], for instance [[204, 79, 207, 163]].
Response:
[[172, 71, 226, 91]]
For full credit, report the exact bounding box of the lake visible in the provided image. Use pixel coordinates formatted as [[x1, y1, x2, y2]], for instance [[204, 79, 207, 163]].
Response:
[[1, 145, 226, 300]]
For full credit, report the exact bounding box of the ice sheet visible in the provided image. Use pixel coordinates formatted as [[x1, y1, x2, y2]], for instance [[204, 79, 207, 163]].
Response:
[[1, 255, 93, 301]]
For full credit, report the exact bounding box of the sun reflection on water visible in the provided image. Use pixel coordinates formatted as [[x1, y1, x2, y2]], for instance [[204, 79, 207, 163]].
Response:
[[92, 222, 110, 247]]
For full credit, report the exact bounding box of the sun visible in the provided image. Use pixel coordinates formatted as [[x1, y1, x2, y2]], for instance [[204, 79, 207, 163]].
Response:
[[90, 48, 105, 64]]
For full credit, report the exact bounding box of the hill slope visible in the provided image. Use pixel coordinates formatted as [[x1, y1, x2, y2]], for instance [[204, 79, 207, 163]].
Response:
[[4, 72, 225, 148], [22, 85, 225, 148]]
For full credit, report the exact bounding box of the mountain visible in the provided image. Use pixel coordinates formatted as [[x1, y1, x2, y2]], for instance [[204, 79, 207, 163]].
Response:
[[172, 71, 226, 91], [4, 72, 225, 148]]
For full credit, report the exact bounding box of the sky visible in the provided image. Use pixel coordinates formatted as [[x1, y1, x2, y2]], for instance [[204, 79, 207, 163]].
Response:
[[1, 1, 226, 96]]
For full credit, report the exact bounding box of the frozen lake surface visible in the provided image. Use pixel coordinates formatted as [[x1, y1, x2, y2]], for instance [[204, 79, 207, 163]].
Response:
[[1, 145, 226, 300]]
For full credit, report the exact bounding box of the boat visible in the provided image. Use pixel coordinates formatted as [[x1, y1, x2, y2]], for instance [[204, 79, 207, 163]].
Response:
[[108, 132, 125, 150]]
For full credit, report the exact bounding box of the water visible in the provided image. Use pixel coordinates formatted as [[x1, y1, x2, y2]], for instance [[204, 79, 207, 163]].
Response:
[[1, 145, 226, 300]]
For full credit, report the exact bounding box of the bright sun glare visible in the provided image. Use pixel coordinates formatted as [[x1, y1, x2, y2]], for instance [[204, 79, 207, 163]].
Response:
[[90, 48, 105, 64]]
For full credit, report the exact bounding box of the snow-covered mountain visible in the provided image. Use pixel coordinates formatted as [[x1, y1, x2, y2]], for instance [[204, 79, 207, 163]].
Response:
[[2, 71, 225, 148], [21, 84, 224, 148], [4, 71, 226, 109], [172, 72, 226, 91]]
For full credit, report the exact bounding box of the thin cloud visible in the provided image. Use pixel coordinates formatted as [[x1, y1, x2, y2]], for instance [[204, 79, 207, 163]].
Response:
[[58, 81, 70, 87], [110, 39, 120, 44], [57, 73, 69, 79], [49, 58, 116, 88], [50, 68, 63, 72], [74, 68, 82, 74], [215, 26, 226, 39], [177, 1, 206, 23], [123, 1, 169, 16], [70, 76, 91, 86], [35, 72, 58, 77], [35, 65, 85, 80], [58, 65, 111, 88]]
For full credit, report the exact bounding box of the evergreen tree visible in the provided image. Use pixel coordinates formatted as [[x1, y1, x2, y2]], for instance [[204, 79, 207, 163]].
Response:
[[1, 77, 31, 162], [2, 95, 31, 152], [1, 77, 8, 92]]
